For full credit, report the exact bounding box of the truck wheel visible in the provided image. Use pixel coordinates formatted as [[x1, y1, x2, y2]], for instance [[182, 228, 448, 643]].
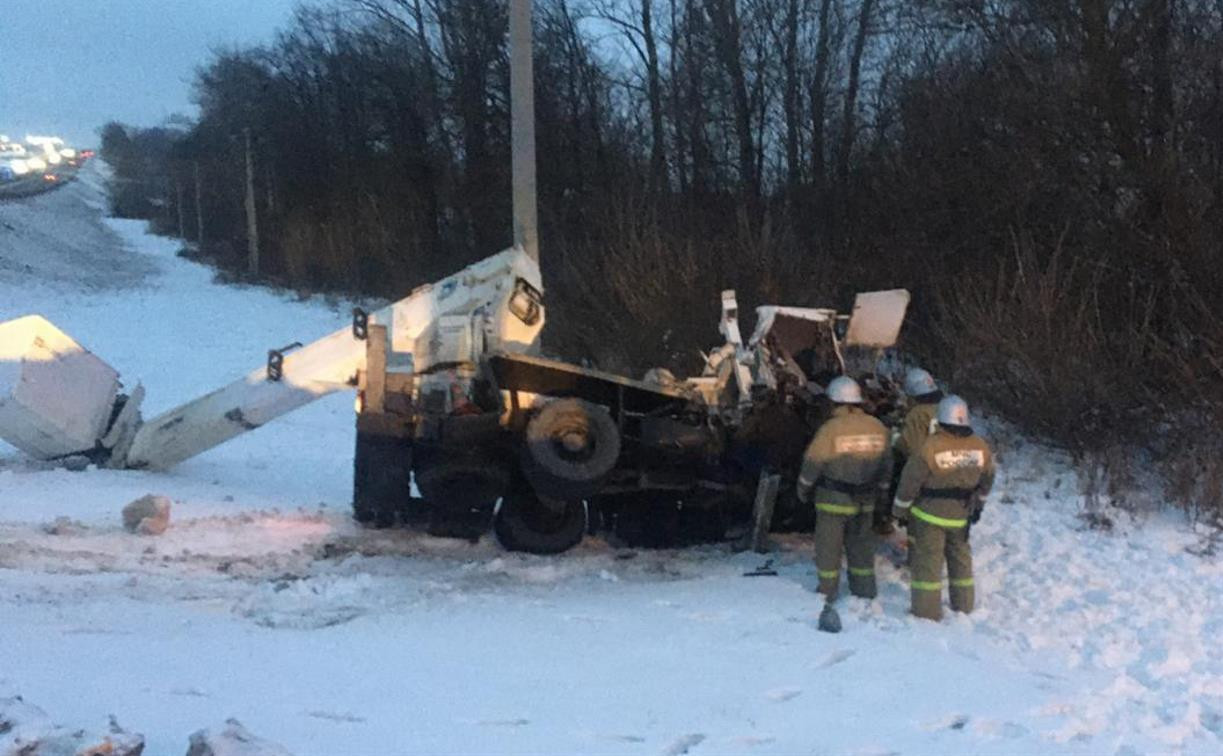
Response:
[[522, 399, 620, 500], [353, 430, 413, 528], [493, 491, 587, 554]]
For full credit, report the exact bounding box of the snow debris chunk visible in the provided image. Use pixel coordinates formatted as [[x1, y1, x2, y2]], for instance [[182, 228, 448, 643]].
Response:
[[61, 455, 91, 473], [185, 719, 294, 756], [122, 495, 171, 535], [0, 695, 51, 754], [0, 697, 145, 756], [41, 516, 87, 536]]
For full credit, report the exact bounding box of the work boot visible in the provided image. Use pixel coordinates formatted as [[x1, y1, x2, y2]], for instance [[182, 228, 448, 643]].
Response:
[[818, 602, 842, 633]]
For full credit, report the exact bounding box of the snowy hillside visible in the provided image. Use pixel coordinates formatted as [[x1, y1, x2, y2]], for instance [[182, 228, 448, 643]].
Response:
[[1, 163, 1220, 755]]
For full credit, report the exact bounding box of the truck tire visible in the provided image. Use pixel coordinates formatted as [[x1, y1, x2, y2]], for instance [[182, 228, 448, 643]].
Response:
[[493, 491, 587, 554], [522, 399, 620, 500], [352, 430, 413, 528]]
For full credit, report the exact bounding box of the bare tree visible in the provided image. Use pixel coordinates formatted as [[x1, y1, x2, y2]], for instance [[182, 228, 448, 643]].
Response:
[[597, 0, 670, 192], [837, 0, 875, 210], [810, 0, 835, 217], [704, 0, 761, 199]]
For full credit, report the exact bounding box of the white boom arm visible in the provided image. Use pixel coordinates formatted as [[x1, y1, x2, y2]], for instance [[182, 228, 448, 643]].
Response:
[[0, 247, 544, 470], [121, 325, 367, 469]]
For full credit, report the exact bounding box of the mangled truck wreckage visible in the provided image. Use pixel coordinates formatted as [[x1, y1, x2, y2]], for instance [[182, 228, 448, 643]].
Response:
[[0, 247, 908, 553]]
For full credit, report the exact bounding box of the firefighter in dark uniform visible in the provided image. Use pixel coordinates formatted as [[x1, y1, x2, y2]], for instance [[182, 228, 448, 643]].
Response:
[[893, 395, 996, 620], [878, 368, 943, 532]]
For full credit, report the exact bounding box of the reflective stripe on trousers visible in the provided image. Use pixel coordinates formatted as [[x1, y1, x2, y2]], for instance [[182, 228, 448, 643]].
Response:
[[911, 505, 966, 529], [912, 577, 973, 591], [816, 502, 873, 516]]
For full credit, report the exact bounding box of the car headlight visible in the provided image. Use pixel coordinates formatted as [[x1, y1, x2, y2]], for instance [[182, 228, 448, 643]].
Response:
[[11, 160, 29, 175]]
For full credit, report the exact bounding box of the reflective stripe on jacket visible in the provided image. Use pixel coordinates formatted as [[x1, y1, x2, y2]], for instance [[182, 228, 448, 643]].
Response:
[[896, 427, 995, 526]]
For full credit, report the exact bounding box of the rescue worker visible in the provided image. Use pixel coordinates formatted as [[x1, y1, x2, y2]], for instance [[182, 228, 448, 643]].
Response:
[[797, 376, 892, 600], [735, 380, 816, 540], [896, 368, 943, 460], [877, 368, 943, 532], [893, 395, 995, 620]]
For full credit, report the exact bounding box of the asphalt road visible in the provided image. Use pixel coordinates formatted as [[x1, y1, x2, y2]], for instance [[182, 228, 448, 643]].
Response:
[[0, 164, 79, 200]]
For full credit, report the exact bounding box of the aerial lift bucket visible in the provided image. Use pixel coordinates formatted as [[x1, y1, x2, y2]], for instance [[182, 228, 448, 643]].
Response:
[[0, 315, 120, 459]]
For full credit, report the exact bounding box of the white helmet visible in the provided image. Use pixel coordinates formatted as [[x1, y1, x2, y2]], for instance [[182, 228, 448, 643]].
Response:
[[937, 395, 971, 427], [826, 376, 863, 405], [903, 368, 938, 397]]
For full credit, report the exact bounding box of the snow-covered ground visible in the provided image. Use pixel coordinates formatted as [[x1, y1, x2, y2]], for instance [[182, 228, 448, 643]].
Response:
[[1, 163, 1220, 755]]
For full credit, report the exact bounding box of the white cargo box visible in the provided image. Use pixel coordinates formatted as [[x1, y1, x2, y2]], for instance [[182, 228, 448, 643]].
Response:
[[0, 315, 120, 458]]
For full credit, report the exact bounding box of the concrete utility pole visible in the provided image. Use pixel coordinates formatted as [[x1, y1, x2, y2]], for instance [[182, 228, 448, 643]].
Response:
[[510, 0, 539, 264], [194, 161, 204, 246], [243, 128, 259, 276]]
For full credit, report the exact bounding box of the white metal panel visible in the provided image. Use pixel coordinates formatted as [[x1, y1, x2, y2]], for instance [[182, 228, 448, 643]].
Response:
[[843, 289, 911, 348], [0, 315, 119, 458], [418, 315, 474, 366], [388, 246, 544, 355]]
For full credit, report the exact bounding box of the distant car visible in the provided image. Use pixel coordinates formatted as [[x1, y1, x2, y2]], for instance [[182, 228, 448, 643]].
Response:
[[0, 156, 31, 179]]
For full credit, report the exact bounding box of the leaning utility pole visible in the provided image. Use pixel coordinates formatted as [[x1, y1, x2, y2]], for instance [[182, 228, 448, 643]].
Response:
[[243, 128, 259, 276], [509, 0, 539, 264]]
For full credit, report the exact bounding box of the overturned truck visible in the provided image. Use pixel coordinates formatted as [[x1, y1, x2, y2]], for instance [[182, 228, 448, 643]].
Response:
[[0, 248, 908, 553]]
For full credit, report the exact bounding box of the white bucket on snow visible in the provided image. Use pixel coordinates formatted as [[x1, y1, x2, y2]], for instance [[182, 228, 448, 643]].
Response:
[[0, 314, 119, 458]]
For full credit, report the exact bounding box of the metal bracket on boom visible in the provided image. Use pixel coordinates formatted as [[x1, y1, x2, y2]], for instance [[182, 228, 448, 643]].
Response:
[[352, 308, 369, 340], [266, 342, 303, 382]]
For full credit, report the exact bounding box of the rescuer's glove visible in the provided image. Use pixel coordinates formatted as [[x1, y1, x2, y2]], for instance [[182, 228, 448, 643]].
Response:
[[969, 493, 985, 524], [892, 497, 912, 528]]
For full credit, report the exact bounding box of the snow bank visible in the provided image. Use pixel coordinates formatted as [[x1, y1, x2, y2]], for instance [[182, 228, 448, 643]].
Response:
[[0, 695, 144, 756], [186, 719, 294, 756]]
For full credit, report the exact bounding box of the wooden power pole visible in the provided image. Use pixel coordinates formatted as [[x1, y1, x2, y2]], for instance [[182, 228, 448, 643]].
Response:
[[175, 179, 186, 239], [510, 0, 538, 264], [194, 161, 204, 246], [243, 128, 259, 276]]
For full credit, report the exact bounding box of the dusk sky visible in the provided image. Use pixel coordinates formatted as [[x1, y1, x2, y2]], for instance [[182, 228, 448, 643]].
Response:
[[1, 0, 307, 146]]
